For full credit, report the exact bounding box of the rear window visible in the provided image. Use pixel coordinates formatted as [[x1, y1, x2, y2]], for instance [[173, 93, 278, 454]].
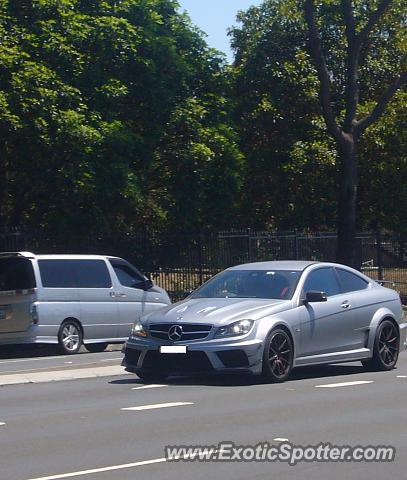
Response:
[[38, 260, 112, 288], [0, 257, 36, 291]]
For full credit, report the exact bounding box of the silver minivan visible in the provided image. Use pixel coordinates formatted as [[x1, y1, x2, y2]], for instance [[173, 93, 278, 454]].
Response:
[[0, 252, 171, 354]]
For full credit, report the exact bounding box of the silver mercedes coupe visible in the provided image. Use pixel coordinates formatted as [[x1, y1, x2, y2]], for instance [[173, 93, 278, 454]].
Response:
[[122, 261, 406, 382]]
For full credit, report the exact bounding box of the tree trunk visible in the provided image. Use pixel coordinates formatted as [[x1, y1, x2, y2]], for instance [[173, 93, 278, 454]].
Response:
[[336, 134, 358, 267]]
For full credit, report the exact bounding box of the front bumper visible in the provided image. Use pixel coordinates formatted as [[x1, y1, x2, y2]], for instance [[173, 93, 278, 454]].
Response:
[[122, 335, 264, 376]]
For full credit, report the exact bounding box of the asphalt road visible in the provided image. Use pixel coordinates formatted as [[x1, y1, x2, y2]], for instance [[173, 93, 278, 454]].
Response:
[[0, 350, 406, 480]]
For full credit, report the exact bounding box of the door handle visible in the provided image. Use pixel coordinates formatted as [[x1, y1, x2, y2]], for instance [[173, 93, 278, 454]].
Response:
[[110, 292, 127, 298], [341, 301, 351, 309]]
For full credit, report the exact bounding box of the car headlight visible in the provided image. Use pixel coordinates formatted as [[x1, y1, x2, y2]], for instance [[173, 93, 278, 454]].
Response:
[[214, 319, 254, 338], [131, 321, 147, 338]]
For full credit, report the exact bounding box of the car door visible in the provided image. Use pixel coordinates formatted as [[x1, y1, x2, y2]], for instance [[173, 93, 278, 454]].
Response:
[[335, 268, 371, 349], [298, 266, 356, 357], [73, 260, 119, 340], [108, 259, 160, 339]]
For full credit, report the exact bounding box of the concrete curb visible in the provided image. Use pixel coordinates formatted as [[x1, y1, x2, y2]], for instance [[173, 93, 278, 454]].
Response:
[[0, 365, 131, 386]]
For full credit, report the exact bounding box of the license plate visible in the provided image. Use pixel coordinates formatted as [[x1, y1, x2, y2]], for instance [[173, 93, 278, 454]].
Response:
[[160, 345, 187, 354]]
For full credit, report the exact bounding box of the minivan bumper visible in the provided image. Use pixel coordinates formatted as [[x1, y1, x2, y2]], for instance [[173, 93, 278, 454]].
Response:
[[0, 325, 59, 345]]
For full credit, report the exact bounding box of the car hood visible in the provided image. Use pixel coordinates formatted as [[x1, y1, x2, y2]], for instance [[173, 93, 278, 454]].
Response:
[[142, 297, 293, 327]]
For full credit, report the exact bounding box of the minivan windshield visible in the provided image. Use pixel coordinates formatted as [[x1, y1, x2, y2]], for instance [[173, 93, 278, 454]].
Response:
[[0, 257, 36, 291], [190, 270, 301, 300]]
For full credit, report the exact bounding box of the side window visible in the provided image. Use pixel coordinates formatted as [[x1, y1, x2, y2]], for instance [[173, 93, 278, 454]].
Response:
[[38, 260, 112, 288], [109, 260, 145, 289], [336, 269, 368, 293], [113, 265, 144, 289], [73, 260, 112, 288], [303, 267, 341, 297], [39, 260, 77, 288]]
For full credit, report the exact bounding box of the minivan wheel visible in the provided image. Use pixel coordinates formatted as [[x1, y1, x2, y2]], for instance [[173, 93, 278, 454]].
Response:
[[362, 320, 399, 371], [85, 343, 109, 353], [58, 321, 83, 355], [261, 328, 294, 383]]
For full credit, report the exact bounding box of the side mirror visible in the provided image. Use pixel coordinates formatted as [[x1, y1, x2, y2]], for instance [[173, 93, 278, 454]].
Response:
[[304, 290, 327, 303]]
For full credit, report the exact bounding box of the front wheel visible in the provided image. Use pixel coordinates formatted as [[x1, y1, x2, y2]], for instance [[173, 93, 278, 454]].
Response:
[[362, 320, 399, 371], [58, 321, 83, 355], [261, 328, 294, 383]]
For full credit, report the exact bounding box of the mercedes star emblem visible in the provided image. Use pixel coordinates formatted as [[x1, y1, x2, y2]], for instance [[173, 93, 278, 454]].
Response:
[[168, 325, 183, 341]]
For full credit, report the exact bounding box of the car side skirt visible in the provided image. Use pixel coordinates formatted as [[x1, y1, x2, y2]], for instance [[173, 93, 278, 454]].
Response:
[[295, 347, 371, 366]]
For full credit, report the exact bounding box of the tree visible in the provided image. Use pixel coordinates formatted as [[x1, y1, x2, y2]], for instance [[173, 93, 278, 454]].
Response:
[[304, 0, 406, 266], [0, 0, 244, 240], [230, 0, 406, 259]]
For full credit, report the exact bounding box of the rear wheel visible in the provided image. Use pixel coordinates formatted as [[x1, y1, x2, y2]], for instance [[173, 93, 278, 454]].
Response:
[[58, 321, 82, 355], [362, 320, 399, 371], [85, 343, 109, 353], [261, 328, 294, 383]]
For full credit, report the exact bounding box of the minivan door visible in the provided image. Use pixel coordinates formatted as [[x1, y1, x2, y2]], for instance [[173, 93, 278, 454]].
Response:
[[38, 259, 118, 341], [0, 256, 36, 333], [73, 260, 119, 341], [108, 259, 166, 339]]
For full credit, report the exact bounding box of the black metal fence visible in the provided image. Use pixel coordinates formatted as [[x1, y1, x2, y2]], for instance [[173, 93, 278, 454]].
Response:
[[1, 228, 406, 302]]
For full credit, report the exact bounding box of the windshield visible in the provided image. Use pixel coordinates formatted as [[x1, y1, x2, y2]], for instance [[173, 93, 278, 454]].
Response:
[[190, 270, 301, 300], [0, 257, 36, 291]]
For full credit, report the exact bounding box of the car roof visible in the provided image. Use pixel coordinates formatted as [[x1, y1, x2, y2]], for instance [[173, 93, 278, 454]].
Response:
[[0, 252, 119, 260], [228, 260, 318, 271]]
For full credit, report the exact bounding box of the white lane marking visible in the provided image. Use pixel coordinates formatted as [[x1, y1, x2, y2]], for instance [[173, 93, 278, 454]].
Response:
[[0, 422, 6, 426], [273, 438, 289, 442], [99, 358, 123, 362], [26, 457, 166, 480], [64, 362, 73, 364], [315, 380, 373, 388], [396, 375, 406, 378], [121, 402, 193, 411], [132, 384, 168, 390], [26, 449, 227, 480]]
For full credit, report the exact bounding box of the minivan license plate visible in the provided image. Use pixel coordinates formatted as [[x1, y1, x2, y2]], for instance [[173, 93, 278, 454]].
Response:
[[160, 346, 187, 354]]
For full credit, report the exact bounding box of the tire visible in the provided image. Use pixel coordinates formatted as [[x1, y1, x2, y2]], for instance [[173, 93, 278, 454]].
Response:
[[137, 371, 167, 383], [261, 328, 294, 383], [362, 319, 400, 371], [85, 343, 109, 353], [58, 320, 83, 355]]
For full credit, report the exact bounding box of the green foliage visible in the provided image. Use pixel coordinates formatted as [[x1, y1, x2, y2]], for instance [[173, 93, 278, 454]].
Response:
[[0, 0, 244, 239], [0, 0, 405, 240], [230, 0, 406, 232]]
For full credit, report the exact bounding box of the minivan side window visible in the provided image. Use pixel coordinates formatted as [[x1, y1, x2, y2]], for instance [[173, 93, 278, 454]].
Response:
[[336, 268, 368, 293], [303, 267, 341, 297], [38, 260, 112, 288], [109, 260, 145, 289]]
